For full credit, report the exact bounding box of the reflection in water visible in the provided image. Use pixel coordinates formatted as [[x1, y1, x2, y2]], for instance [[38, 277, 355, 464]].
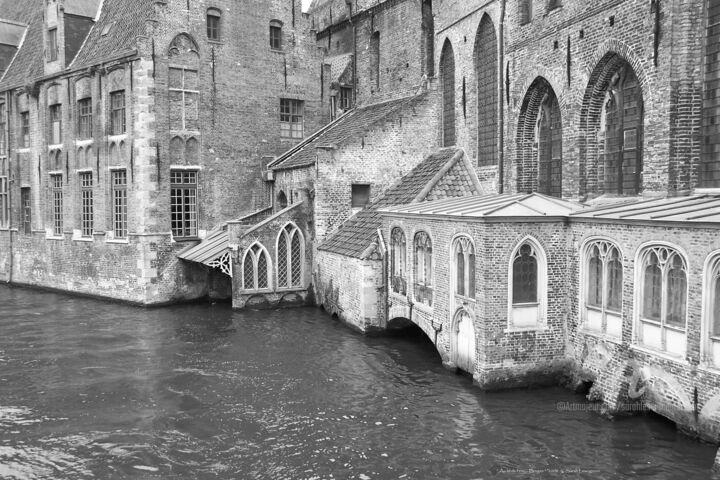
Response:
[[0, 285, 715, 479]]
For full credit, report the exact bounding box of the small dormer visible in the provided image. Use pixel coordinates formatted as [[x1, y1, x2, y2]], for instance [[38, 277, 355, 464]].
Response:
[[44, 0, 101, 73], [0, 19, 26, 76]]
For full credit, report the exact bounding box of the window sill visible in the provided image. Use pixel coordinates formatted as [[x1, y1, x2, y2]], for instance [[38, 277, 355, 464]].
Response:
[[72, 237, 94, 243], [207, 40, 224, 45], [48, 144, 63, 151], [413, 301, 433, 313], [504, 325, 549, 334], [578, 328, 622, 344], [270, 48, 285, 54], [275, 286, 306, 292], [173, 237, 200, 243], [108, 134, 127, 142], [630, 344, 688, 365], [106, 238, 129, 244], [16, 148, 30, 153], [45, 235, 65, 241], [75, 139, 94, 146], [240, 288, 274, 295]]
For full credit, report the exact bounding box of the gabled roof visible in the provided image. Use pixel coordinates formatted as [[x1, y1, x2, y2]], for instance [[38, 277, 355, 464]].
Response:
[[319, 147, 482, 258], [570, 194, 720, 224], [0, 4, 41, 88], [325, 52, 352, 85], [70, 0, 153, 69], [269, 95, 425, 171], [380, 192, 583, 218]]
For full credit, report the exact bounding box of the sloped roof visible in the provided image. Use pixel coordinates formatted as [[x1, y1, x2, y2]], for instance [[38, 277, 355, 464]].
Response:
[[0, 4, 41, 88], [319, 148, 481, 258], [570, 194, 720, 224], [325, 52, 352, 85], [380, 193, 583, 218], [70, 0, 152, 69], [269, 95, 425, 171], [177, 227, 228, 265]]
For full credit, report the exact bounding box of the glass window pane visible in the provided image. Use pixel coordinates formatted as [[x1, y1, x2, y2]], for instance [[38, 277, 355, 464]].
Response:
[[606, 252, 623, 311], [456, 250, 465, 296], [642, 253, 662, 320], [666, 256, 686, 327], [587, 249, 603, 307], [513, 244, 537, 304]]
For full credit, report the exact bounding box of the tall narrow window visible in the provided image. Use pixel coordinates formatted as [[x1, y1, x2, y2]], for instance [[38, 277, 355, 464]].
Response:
[[0, 176, 7, 228], [207, 8, 221, 41], [243, 243, 271, 290], [20, 112, 29, 148], [391, 228, 407, 295], [351, 184, 370, 208], [78, 98, 92, 139], [547, 0, 562, 11], [111, 169, 128, 239], [702, 0, 720, 187], [637, 246, 687, 357], [339, 87, 352, 110], [454, 236, 475, 299], [49, 104, 62, 144], [584, 241, 623, 338], [370, 32, 380, 92], [519, 0, 532, 24], [51, 174, 63, 236], [170, 169, 198, 238], [475, 15, 498, 166], [440, 39, 456, 147], [277, 223, 303, 289], [509, 239, 546, 328], [414, 231, 433, 307], [537, 92, 562, 197], [21, 187, 31, 234], [48, 28, 58, 61], [110, 91, 126, 135], [0, 103, 6, 155], [705, 255, 720, 368], [280, 99, 303, 139], [270, 21, 283, 50], [79, 171, 93, 237]]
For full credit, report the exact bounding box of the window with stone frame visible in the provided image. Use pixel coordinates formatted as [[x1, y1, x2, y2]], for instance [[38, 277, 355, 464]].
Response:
[[339, 87, 352, 111], [79, 171, 93, 237], [351, 184, 370, 208], [0, 102, 6, 155], [454, 236, 476, 299], [111, 169, 128, 239], [637, 246, 687, 357], [21, 187, 31, 234], [0, 175, 8, 228], [20, 111, 30, 148], [280, 99, 304, 139], [47, 28, 58, 62], [270, 20, 282, 50], [391, 227, 407, 295], [168, 34, 200, 132], [170, 169, 198, 238], [207, 8, 221, 41], [705, 254, 720, 368], [440, 39, 456, 147], [277, 223, 303, 289], [243, 243, 271, 291], [509, 239, 546, 329], [110, 91, 126, 135], [78, 98, 92, 139], [584, 240, 623, 338], [51, 173, 63, 236], [49, 104, 62, 145], [414, 231, 433, 307]]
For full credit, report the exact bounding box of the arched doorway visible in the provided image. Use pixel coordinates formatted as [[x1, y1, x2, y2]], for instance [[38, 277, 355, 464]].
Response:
[[516, 77, 562, 196], [580, 53, 644, 197], [453, 309, 476, 373], [440, 39, 456, 147]]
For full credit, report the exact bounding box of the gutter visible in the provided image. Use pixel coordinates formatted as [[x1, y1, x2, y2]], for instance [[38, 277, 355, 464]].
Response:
[[498, 0, 506, 194]]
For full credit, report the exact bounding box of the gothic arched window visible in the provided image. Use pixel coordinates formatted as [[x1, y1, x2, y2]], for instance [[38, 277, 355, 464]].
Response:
[[583, 240, 623, 338], [277, 223, 303, 289], [391, 227, 407, 295], [509, 238, 547, 329], [704, 253, 720, 368], [453, 236, 475, 299], [242, 243, 271, 291], [414, 231, 433, 306]]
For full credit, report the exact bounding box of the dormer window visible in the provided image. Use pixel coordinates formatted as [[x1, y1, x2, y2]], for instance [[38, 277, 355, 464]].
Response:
[[207, 8, 221, 41], [47, 28, 58, 62]]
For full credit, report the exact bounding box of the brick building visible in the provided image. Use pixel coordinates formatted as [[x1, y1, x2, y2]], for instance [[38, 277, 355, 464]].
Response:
[[0, 0, 322, 303]]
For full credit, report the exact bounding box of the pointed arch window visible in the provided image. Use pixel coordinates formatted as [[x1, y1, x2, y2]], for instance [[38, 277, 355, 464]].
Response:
[[440, 40, 456, 147], [277, 223, 304, 289], [414, 231, 433, 306], [704, 254, 720, 368], [243, 243, 271, 291], [453, 236, 475, 299], [509, 239, 547, 329], [637, 246, 687, 357], [583, 240, 623, 338], [390, 227, 407, 295]]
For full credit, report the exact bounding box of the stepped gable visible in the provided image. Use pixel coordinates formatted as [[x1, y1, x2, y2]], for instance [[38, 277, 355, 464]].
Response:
[[70, 0, 154, 69], [319, 147, 482, 258], [268, 95, 425, 171], [0, 4, 42, 87]]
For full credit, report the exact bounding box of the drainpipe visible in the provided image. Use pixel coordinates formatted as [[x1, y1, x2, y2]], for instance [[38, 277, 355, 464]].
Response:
[[6, 91, 13, 284], [498, 0, 506, 194], [350, 2, 357, 108]]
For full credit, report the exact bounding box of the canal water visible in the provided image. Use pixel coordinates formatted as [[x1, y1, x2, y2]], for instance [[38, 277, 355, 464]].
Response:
[[0, 286, 715, 479]]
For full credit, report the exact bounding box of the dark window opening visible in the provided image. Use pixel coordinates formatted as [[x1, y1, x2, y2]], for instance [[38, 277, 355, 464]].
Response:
[[270, 22, 282, 50], [207, 9, 221, 41], [48, 28, 58, 62], [280, 99, 303, 139], [351, 184, 370, 208], [110, 91, 126, 135], [78, 98, 92, 139]]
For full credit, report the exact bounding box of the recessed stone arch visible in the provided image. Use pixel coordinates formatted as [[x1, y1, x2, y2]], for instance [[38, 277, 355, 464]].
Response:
[[516, 77, 562, 196], [579, 49, 646, 198], [474, 14, 498, 167], [439, 39, 456, 147]]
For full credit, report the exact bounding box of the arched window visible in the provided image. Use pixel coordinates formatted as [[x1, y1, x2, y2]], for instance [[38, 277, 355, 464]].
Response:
[[637, 246, 687, 357], [277, 190, 288, 209], [421, 0, 434, 77], [509, 239, 547, 329], [414, 231, 433, 307], [453, 236, 475, 299], [440, 39, 455, 147], [519, 0, 532, 24], [207, 8, 221, 41], [390, 227, 407, 295], [242, 243, 271, 291], [370, 32, 380, 92], [474, 14, 497, 166], [583, 240, 623, 338], [704, 253, 720, 368], [277, 223, 303, 289], [168, 34, 200, 132]]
